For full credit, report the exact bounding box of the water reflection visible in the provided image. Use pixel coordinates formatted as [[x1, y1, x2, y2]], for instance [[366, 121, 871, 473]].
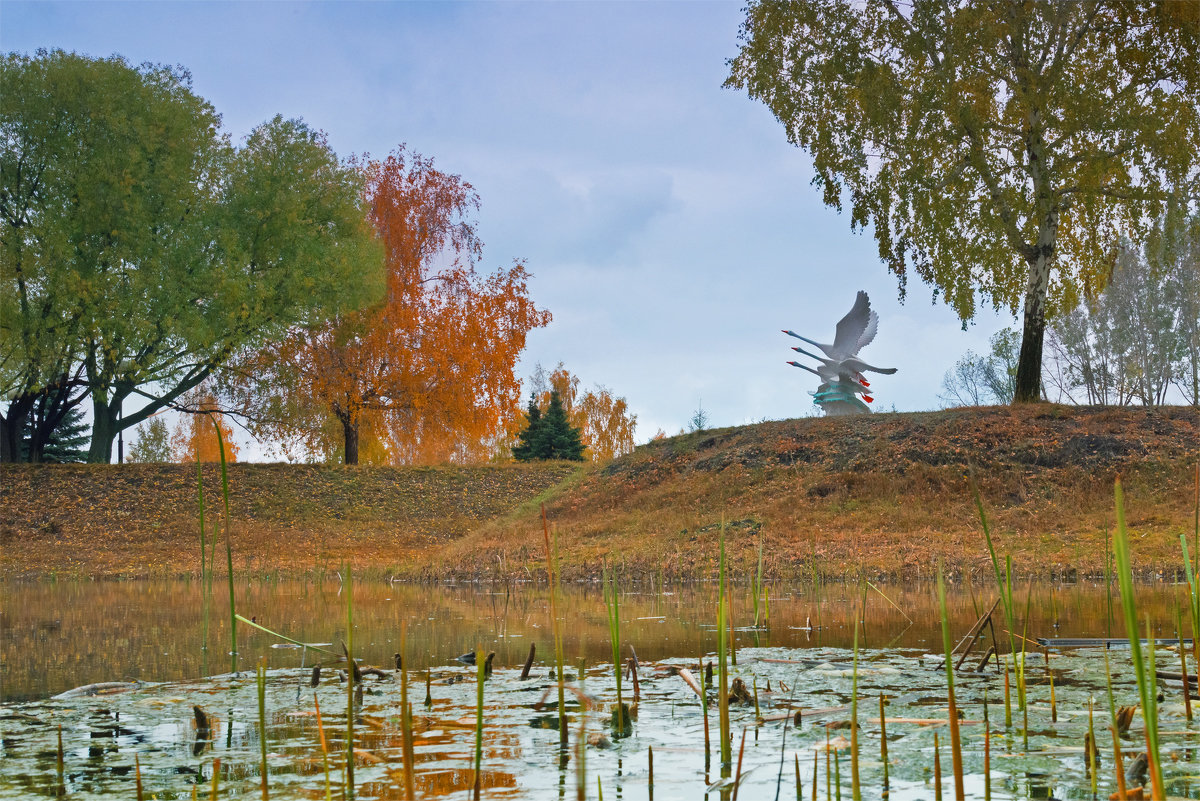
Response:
[[0, 578, 1189, 702]]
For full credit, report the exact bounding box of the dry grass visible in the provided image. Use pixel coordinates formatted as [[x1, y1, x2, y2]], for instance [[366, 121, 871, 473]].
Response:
[[2, 405, 1196, 581]]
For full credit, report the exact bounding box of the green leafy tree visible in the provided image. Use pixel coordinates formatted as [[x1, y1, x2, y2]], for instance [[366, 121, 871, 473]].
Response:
[[939, 328, 1019, 406], [126, 417, 172, 463], [1045, 215, 1199, 405], [0, 50, 383, 462], [512, 390, 585, 461], [727, 1, 1200, 403]]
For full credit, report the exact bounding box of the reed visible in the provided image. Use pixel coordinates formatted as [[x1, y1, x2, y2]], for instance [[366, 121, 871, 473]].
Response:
[[541, 505, 567, 752], [1175, 607, 1192, 721], [717, 521, 732, 767], [196, 454, 210, 674], [932, 732, 941, 801], [982, 691, 990, 801], [314, 695, 332, 801], [209, 758, 220, 801], [878, 695, 888, 791], [1103, 650, 1128, 801], [754, 536, 765, 627], [849, 613, 860, 801], [972, 480, 1023, 713], [343, 564, 355, 801], [135, 754, 144, 801], [56, 724, 64, 797], [936, 565, 965, 801], [211, 419, 237, 677], [257, 660, 269, 800], [1087, 699, 1097, 797], [603, 569, 625, 736], [699, 655, 711, 769], [399, 623, 416, 801], [1182, 532, 1200, 677], [1111, 477, 1164, 792], [473, 640, 485, 801]]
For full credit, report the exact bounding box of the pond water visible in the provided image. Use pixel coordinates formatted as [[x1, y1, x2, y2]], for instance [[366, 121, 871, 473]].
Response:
[[1, 579, 1198, 799]]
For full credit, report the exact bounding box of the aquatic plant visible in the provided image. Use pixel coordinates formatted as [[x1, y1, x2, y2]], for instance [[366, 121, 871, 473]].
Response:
[[936, 565, 965, 800], [1111, 477, 1164, 793]]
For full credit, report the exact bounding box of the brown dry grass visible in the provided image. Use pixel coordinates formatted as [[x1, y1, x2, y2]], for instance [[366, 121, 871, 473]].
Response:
[[429, 405, 1199, 581], [2, 405, 1196, 581]]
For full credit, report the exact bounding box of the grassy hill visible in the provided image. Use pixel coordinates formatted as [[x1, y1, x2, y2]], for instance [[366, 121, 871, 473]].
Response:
[[2, 405, 1196, 580]]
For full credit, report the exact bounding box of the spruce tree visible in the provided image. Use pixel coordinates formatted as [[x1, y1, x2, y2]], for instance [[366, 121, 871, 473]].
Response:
[[512, 390, 586, 461], [511, 395, 544, 462], [538, 391, 586, 461], [21, 405, 90, 463]]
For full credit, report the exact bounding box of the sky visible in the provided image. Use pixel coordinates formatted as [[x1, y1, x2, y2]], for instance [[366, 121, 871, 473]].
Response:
[[2, 1, 1016, 457]]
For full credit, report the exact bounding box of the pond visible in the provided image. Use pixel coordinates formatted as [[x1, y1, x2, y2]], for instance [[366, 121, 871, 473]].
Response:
[[1, 578, 1197, 799]]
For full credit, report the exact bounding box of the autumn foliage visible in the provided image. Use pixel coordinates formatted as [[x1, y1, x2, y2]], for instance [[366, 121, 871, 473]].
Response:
[[229, 147, 551, 464], [525, 363, 637, 462], [170, 390, 239, 464]]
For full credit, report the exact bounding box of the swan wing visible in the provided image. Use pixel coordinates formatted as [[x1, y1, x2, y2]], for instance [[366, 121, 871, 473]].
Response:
[[832, 291, 872, 357]]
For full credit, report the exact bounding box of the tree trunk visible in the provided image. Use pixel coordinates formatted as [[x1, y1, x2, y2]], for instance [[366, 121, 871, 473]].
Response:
[[0, 394, 35, 462], [341, 414, 359, 466], [87, 395, 118, 463], [1013, 215, 1057, 403]]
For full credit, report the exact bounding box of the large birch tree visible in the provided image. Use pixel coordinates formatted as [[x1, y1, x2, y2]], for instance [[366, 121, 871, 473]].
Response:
[[726, 1, 1200, 402]]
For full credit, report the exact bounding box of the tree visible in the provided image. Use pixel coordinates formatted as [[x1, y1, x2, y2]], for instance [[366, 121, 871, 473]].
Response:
[[171, 388, 239, 463], [688, 399, 709, 433], [126, 417, 172, 463], [20, 403, 88, 462], [939, 328, 1019, 406], [727, 1, 1200, 403], [1, 51, 382, 462], [225, 147, 551, 465], [526, 363, 637, 462], [513, 390, 585, 461], [510, 395, 544, 462], [1045, 215, 1198, 405]]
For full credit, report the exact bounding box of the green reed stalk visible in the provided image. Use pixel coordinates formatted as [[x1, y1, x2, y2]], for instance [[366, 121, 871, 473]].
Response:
[[936, 566, 965, 801], [257, 660, 269, 800], [983, 690, 990, 801], [972, 480, 1020, 705], [1176, 607, 1192, 721], [718, 521, 732, 767], [197, 454, 207, 583], [699, 655, 711, 769], [754, 537, 765, 626], [314, 695, 332, 801], [604, 570, 625, 735], [541, 505, 567, 752], [344, 564, 355, 801], [1112, 478, 1164, 792], [1182, 534, 1200, 673], [212, 419, 237, 676], [473, 640, 485, 801]]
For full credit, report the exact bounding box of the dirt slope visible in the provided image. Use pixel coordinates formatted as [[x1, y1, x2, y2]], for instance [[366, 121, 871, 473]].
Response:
[[429, 405, 1200, 581], [2, 405, 1196, 580]]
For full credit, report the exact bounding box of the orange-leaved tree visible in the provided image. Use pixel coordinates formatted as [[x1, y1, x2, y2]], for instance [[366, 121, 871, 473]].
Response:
[[526, 363, 637, 462], [170, 388, 240, 463], [227, 147, 551, 464]]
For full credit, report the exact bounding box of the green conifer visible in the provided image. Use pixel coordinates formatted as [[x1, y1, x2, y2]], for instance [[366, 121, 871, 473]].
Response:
[[512, 394, 544, 462]]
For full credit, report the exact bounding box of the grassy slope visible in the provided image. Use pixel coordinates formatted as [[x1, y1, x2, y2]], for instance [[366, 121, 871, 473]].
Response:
[[2, 405, 1196, 580], [0, 462, 580, 579], [431, 405, 1200, 581]]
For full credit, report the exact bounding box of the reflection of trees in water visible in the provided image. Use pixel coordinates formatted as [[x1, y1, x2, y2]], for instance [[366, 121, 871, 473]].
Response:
[[6, 580, 1185, 700]]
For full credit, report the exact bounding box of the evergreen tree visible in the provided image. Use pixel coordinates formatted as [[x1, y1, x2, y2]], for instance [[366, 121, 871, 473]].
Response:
[[511, 394, 544, 462], [512, 390, 586, 461], [20, 405, 89, 463]]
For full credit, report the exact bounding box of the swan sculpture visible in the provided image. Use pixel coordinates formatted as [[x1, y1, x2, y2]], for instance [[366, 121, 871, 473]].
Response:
[[783, 291, 896, 415]]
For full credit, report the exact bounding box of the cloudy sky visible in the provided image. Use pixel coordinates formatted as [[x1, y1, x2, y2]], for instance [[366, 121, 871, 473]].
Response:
[[3, 1, 1015, 454]]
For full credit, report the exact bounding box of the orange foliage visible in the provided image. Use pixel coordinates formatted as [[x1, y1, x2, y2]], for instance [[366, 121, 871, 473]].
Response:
[[236, 147, 551, 465], [529, 363, 637, 462], [170, 390, 239, 464]]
